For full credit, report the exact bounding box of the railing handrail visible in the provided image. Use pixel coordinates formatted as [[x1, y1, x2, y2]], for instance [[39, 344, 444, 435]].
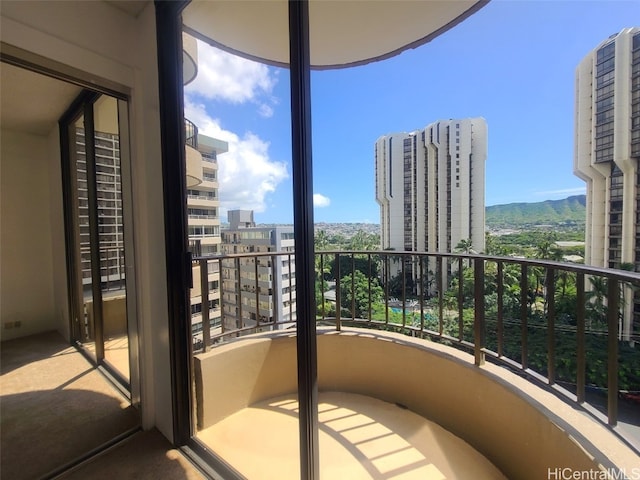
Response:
[[190, 249, 640, 454], [195, 249, 640, 284]]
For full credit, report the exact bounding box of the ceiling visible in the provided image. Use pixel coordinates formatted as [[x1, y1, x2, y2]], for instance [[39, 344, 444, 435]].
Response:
[[0, 0, 148, 137], [0, 62, 82, 136], [105, 0, 149, 18], [183, 0, 487, 69]]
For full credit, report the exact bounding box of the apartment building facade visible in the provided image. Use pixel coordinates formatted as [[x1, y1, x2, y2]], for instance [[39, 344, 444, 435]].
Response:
[[375, 118, 487, 291], [75, 97, 126, 297], [574, 27, 640, 341], [188, 133, 227, 343], [220, 211, 296, 332]]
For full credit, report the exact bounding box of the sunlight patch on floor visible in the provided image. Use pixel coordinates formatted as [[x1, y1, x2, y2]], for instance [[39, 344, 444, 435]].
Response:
[[197, 391, 506, 480]]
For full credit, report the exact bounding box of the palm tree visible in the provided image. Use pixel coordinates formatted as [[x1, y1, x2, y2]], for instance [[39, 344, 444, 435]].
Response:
[[315, 229, 330, 251], [349, 230, 378, 251], [586, 275, 607, 329], [455, 238, 473, 269], [455, 238, 473, 254]]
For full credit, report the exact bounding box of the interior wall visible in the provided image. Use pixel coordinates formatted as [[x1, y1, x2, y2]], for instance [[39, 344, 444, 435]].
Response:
[[0, 130, 57, 340], [46, 126, 70, 340], [1, 0, 174, 439]]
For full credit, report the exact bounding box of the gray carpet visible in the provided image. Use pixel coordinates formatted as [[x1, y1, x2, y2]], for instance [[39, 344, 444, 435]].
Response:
[[1, 331, 139, 480], [59, 429, 205, 480]]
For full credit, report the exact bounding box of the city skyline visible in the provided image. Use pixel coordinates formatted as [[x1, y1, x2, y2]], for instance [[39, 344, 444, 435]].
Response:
[[184, 1, 639, 224]]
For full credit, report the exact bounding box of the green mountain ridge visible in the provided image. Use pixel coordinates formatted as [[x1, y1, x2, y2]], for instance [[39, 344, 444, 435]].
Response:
[[486, 195, 586, 228]]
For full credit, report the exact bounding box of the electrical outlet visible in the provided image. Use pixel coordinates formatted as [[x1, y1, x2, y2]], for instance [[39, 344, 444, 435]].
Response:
[[14, 321, 21, 328]]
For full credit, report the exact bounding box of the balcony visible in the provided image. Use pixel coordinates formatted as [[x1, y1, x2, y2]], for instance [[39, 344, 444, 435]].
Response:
[[185, 118, 203, 187], [191, 250, 640, 478]]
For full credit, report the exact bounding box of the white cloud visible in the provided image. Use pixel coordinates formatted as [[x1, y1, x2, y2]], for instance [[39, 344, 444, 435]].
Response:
[[258, 103, 274, 118], [534, 187, 586, 197], [185, 40, 278, 106], [313, 194, 331, 208], [185, 98, 289, 214]]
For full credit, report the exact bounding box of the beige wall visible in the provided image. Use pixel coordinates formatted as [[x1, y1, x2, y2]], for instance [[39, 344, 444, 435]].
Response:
[[1, 0, 173, 439], [0, 130, 57, 340], [195, 328, 636, 479], [47, 127, 71, 339]]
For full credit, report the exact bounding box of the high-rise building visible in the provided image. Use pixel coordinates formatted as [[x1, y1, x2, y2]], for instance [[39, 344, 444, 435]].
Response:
[[188, 133, 227, 342], [220, 211, 296, 332], [72, 96, 127, 299], [574, 27, 640, 341], [375, 118, 487, 291]]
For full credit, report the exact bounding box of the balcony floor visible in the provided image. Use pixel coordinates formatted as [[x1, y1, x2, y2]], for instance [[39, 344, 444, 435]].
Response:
[[197, 391, 507, 479]]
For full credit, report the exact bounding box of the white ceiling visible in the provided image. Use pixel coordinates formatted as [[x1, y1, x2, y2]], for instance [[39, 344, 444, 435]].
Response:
[[0, 62, 82, 136]]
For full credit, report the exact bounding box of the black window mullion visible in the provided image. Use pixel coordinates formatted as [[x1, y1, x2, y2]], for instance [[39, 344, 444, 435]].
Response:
[[289, 1, 319, 478], [84, 100, 106, 362]]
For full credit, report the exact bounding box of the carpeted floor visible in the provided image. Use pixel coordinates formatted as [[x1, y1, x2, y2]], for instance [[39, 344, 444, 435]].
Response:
[[58, 429, 205, 480], [1, 331, 140, 480]]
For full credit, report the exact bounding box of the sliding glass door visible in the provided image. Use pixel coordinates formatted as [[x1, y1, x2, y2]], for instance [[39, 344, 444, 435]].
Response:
[[61, 91, 135, 390]]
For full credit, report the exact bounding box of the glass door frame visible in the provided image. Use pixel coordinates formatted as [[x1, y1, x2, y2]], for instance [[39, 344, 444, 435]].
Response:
[[59, 89, 139, 399], [155, 1, 319, 477]]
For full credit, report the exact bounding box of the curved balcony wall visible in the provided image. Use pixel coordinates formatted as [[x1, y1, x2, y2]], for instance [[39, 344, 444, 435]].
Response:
[[194, 327, 637, 479], [182, 32, 198, 85], [185, 144, 203, 187]]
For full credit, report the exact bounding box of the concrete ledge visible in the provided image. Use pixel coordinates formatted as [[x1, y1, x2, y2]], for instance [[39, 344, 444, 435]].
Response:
[[194, 327, 637, 479]]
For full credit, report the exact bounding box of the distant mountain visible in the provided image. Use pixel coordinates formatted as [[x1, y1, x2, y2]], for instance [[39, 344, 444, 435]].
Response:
[[486, 195, 586, 228]]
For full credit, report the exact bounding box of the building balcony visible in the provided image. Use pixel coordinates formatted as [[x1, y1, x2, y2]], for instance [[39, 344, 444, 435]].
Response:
[[187, 196, 219, 209], [185, 118, 203, 187], [182, 32, 198, 86], [190, 250, 640, 478]]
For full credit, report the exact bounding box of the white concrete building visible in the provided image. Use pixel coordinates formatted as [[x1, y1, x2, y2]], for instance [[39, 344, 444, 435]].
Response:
[[188, 134, 227, 342], [375, 118, 487, 290], [220, 211, 296, 332], [574, 27, 640, 340]]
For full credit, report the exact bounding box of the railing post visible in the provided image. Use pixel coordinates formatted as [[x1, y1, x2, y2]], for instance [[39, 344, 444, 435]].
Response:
[[497, 261, 504, 357], [235, 256, 242, 330], [576, 273, 586, 403], [419, 255, 425, 332], [458, 257, 464, 341], [200, 259, 210, 352], [474, 258, 485, 366], [335, 253, 341, 331], [288, 253, 294, 324], [437, 256, 443, 336], [219, 257, 225, 334], [607, 278, 619, 426], [351, 254, 356, 321], [320, 253, 326, 320], [384, 255, 389, 325], [367, 253, 372, 321], [520, 263, 528, 370], [402, 256, 407, 328], [254, 255, 260, 329], [546, 267, 556, 385]]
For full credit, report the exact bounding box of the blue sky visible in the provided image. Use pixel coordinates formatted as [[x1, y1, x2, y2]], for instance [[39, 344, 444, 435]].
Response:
[[184, 1, 639, 225]]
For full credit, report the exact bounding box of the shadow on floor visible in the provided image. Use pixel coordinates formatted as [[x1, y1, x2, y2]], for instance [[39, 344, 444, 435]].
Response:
[[1, 331, 139, 480], [59, 429, 205, 480]]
